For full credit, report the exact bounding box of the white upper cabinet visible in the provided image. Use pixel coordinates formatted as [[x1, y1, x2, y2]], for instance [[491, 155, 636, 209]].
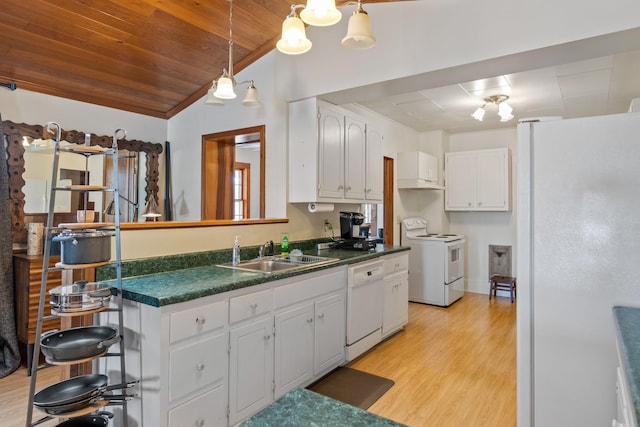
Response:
[[365, 127, 383, 201], [289, 98, 383, 203], [397, 151, 443, 189], [445, 148, 511, 211], [344, 115, 366, 200]]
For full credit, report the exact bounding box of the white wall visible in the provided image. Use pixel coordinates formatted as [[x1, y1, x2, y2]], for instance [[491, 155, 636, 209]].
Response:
[[276, 0, 640, 103], [448, 128, 518, 295]]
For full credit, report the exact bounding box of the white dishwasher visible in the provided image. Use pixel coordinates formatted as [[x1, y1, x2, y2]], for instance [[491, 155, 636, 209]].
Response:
[[346, 260, 385, 361]]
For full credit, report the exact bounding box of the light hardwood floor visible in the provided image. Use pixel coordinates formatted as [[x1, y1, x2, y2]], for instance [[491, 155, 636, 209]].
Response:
[[1, 292, 516, 427], [351, 292, 517, 427]]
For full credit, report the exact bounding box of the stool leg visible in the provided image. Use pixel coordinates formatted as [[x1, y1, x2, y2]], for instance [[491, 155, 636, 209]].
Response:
[[489, 281, 493, 300]]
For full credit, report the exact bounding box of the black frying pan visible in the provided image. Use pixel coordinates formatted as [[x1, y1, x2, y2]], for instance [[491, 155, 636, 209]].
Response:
[[41, 326, 119, 361], [33, 374, 134, 408], [41, 394, 130, 415], [55, 414, 111, 427]]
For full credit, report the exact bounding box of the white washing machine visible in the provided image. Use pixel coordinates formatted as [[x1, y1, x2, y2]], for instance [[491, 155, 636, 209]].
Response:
[[402, 218, 465, 307]]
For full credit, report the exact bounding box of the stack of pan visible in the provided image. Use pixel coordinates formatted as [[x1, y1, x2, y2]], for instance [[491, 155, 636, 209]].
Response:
[[33, 374, 135, 415]]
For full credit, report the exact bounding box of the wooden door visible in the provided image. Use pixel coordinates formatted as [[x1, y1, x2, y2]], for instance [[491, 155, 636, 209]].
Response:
[[202, 137, 235, 219]]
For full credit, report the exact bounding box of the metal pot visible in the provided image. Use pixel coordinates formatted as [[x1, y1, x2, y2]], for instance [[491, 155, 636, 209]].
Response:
[[53, 231, 113, 264], [49, 280, 112, 312], [40, 326, 119, 361], [33, 374, 136, 408]]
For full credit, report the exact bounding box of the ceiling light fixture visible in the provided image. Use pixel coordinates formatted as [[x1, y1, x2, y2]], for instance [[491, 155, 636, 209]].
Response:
[[472, 95, 514, 122], [277, 0, 375, 55], [205, 0, 260, 108]]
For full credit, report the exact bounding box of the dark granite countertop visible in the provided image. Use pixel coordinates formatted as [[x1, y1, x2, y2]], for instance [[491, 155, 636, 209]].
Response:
[[613, 306, 640, 424], [111, 244, 409, 307], [240, 388, 406, 427]]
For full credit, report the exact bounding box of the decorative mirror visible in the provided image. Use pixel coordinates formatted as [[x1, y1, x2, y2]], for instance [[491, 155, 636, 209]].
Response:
[[3, 120, 163, 244]]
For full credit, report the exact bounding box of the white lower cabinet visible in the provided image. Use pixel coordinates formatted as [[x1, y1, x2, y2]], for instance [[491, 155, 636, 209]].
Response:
[[273, 269, 346, 399], [314, 293, 345, 374], [382, 253, 409, 338], [229, 317, 274, 425], [274, 305, 314, 398], [122, 257, 408, 427]]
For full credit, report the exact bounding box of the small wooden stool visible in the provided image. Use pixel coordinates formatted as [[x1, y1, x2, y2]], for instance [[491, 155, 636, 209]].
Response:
[[489, 275, 517, 303]]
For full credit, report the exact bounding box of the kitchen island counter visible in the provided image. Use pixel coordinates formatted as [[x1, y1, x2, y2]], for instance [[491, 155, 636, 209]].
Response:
[[613, 306, 640, 425], [240, 388, 406, 427], [107, 244, 409, 307]]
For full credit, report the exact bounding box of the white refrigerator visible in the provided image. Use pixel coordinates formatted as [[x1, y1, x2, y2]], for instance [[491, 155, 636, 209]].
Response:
[[517, 112, 640, 427]]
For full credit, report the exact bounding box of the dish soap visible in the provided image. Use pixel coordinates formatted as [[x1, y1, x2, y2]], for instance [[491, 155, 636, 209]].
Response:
[[232, 235, 241, 265], [281, 232, 289, 256]]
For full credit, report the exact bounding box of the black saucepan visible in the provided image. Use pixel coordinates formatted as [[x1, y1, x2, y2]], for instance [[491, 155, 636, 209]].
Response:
[[33, 374, 134, 408], [40, 326, 119, 361]]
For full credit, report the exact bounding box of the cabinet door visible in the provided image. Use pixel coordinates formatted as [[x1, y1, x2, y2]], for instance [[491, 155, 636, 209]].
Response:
[[344, 116, 366, 200], [274, 304, 314, 398], [314, 293, 345, 375], [382, 271, 408, 338], [229, 318, 273, 425], [445, 152, 477, 210], [365, 127, 383, 201], [318, 105, 345, 199], [476, 149, 509, 210]]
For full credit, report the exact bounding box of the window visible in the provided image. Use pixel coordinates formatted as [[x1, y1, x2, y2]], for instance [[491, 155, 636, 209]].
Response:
[[233, 162, 250, 219]]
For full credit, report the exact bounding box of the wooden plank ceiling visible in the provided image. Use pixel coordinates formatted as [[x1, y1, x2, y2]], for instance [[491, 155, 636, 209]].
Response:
[[0, 0, 401, 119]]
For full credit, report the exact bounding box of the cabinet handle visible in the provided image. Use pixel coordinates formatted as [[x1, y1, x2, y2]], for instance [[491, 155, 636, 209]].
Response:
[[264, 334, 271, 341], [307, 318, 313, 323], [196, 418, 205, 427], [318, 313, 325, 319], [196, 363, 205, 371], [195, 317, 206, 325], [250, 303, 258, 313], [338, 185, 344, 190], [468, 202, 472, 207], [478, 201, 482, 206]]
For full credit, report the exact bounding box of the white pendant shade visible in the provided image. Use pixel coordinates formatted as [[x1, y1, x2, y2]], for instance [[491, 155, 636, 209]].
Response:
[[498, 101, 513, 120], [300, 0, 341, 26], [242, 84, 261, 108], [471, 107, 485, 121], [341, 10, 376, 49], [205, 87, 224, 105], [213, 77, 236, 99], [277, 15, 312, 55]]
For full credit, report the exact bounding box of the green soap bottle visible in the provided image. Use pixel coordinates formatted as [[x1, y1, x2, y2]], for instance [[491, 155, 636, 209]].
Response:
[[281, 232, 289, 256]]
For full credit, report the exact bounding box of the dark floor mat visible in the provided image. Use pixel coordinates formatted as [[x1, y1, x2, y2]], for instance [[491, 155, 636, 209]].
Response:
[[307, 367, 395, 410]]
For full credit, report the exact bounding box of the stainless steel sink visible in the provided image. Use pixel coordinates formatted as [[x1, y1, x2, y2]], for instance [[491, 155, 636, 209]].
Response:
[[217, 255, 339, 274]]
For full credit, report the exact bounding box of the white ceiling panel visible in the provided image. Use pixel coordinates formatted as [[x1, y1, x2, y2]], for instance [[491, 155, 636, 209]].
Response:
[[354, 50, 640, 134]]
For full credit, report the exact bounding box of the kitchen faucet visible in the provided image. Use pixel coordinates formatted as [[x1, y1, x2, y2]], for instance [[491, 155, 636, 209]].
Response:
[[259, 240, 274, 258]]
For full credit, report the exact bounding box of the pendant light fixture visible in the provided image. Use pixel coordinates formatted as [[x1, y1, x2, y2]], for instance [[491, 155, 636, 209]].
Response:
[[341, 0, 376, 49], [277, 0, 375, 55], [205, 0, 261, 108], [471, 95, 514, 122]]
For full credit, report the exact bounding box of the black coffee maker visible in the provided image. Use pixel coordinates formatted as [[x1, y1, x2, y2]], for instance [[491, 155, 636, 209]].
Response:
[[338, 211, 376, 250]]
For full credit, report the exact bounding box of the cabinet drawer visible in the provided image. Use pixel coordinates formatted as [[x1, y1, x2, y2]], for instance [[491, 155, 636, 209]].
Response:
[[170, 300, 227, 344], [168, 385, 226, 427], [229, 289, 272, 324], [274, 269, 345, 309], [169, 333, 227, 402], [384, 253, 408, 275]]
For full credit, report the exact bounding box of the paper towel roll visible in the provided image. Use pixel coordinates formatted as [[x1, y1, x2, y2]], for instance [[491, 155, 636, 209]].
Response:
[[27, 223, 44, 255], [308, 203, 334, 213]]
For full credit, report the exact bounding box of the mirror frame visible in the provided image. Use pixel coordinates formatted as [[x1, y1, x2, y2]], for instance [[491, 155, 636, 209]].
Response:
[[3, 120, 163, 244]]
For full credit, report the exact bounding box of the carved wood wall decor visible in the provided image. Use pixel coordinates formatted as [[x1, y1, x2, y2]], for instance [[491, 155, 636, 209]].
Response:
[[2, 120, 163, 243]]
